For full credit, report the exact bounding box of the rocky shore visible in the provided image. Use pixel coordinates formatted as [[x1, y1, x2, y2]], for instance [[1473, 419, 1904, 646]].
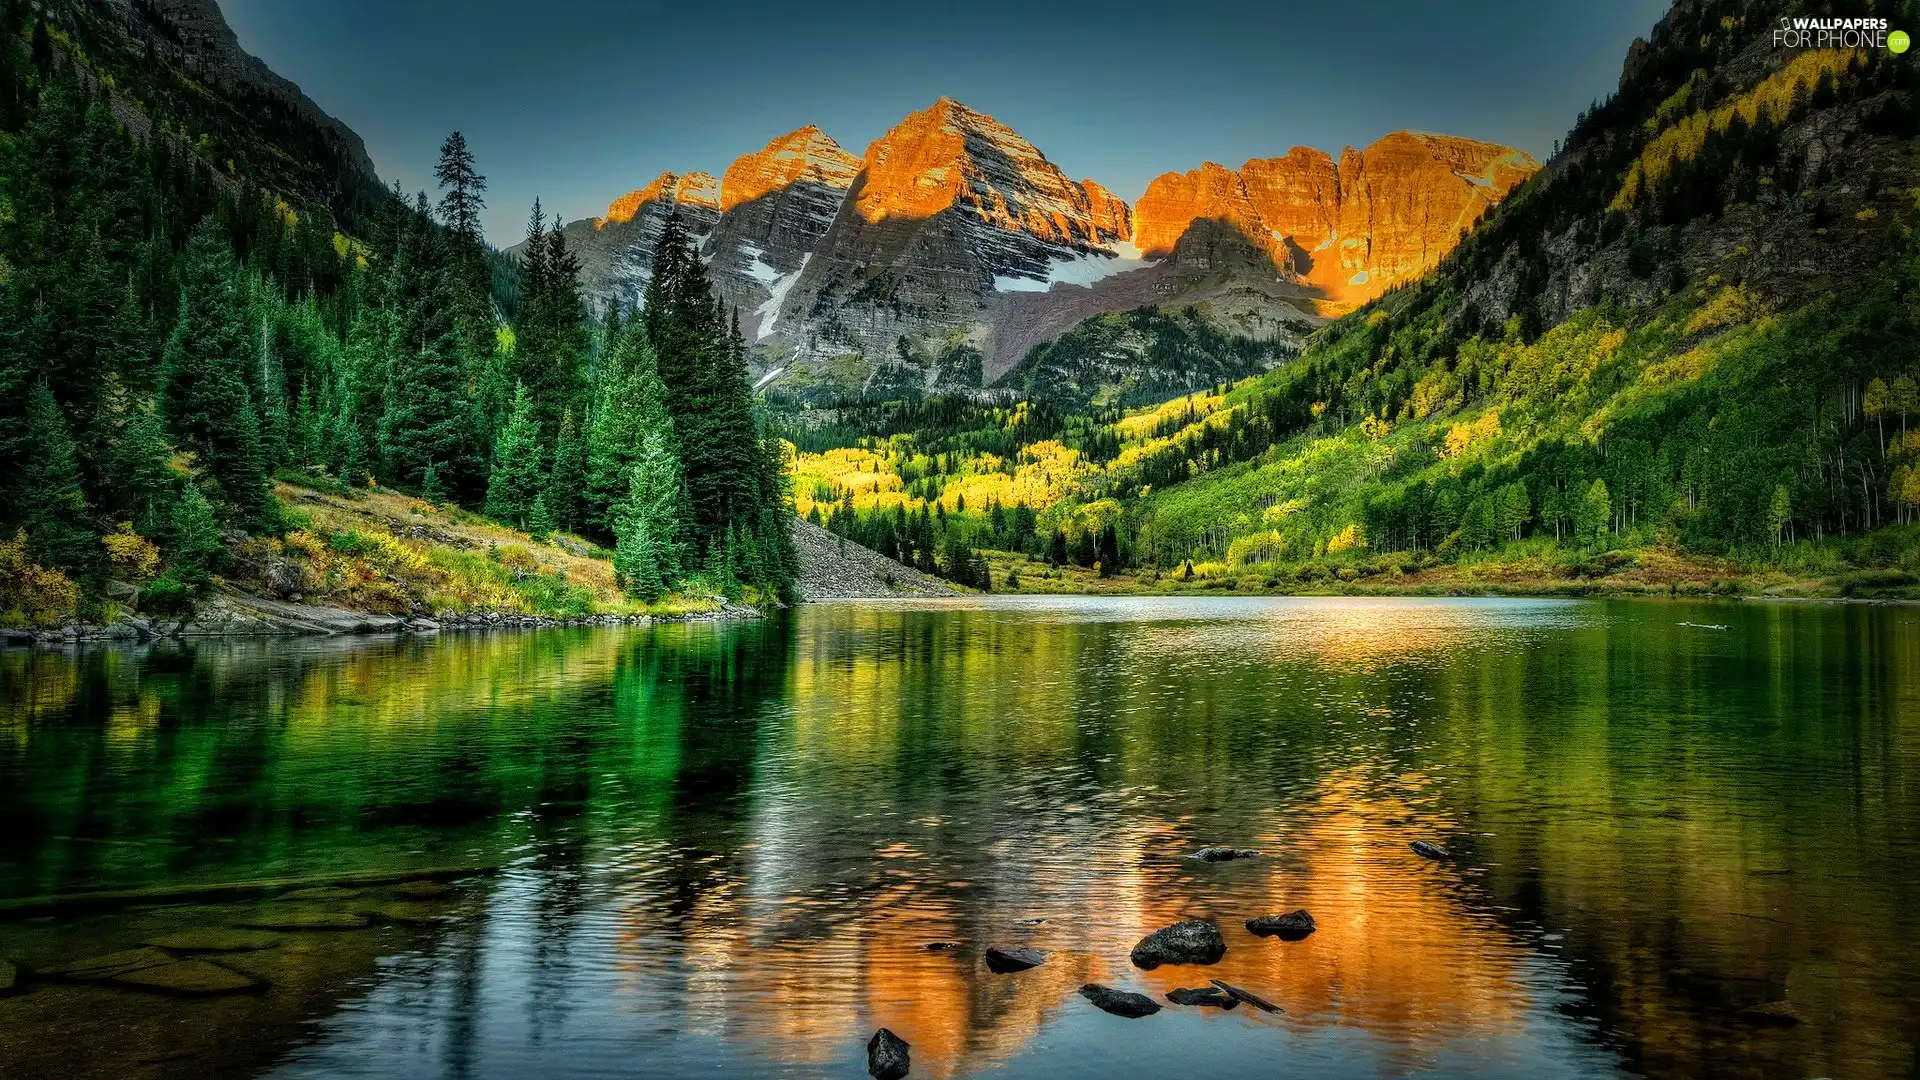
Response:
[[2, 585, 765, 649]]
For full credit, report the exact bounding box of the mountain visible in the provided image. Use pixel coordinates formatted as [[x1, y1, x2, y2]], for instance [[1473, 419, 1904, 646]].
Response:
[[63, 0, 384, 214], [1083, 0, 1920, 584], [1131, 133, 1539, 307], [542, 100, 1538, 406]]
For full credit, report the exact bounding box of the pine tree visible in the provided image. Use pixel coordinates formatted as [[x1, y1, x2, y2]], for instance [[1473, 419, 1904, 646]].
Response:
[[167, 483, 223, 586], [545, 410, 586, 534], [161, 221, 274, 527], [611, 428, 689, 599], [585, 321, 672, 536], [484, 383, 543, 526], [526, 491, 556, 541], [381, 244, 477, 491], [19, 382, 99, 574], [100, 375, 177, 534]]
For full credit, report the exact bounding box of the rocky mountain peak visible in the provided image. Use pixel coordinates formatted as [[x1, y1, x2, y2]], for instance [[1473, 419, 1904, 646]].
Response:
[[850, 98, 1125, 249], [720, 126, 861, 211], [601, 170, 720, 227]]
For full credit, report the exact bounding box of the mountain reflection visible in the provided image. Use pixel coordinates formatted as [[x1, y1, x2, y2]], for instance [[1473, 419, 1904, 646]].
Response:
[[2, 597, 1916, 1080]]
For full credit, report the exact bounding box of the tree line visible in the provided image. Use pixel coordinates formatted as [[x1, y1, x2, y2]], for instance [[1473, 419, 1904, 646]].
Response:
[[0, 14, 794, 625]]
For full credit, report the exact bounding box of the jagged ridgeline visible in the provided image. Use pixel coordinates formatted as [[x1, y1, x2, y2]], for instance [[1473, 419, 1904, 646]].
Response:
[[0, 0, 796, 630], [798, 0, 1920, 597]]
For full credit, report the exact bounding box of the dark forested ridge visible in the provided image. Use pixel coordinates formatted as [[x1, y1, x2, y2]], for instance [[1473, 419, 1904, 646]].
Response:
[[0, 1, 795, 630]]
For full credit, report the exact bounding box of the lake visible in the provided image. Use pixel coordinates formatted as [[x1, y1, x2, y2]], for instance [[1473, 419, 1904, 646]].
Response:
[[2, 596, 1917, 1080]]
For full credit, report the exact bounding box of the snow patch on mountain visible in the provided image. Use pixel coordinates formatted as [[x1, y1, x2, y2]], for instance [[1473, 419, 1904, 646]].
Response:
[[992, 243, 1155, 293], [756, 253, 810, 339]]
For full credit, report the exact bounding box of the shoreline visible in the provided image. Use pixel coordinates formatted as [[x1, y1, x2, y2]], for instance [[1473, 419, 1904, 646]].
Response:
[[3, 593, 769, 649]]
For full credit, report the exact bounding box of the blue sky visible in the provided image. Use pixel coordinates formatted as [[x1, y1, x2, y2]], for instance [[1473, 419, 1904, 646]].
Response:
[[221, 0, 1672, 245]]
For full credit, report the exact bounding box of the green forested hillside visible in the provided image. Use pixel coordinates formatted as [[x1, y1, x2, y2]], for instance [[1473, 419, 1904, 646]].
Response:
[[0, 1, 795, 629]]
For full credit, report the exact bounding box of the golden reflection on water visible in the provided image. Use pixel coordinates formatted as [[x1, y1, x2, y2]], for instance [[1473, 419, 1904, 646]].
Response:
[[4, 598, 1918, 1079]]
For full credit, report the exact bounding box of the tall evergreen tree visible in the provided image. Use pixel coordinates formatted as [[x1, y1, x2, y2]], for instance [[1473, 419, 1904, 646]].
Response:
[[613, 427, 689, 600], [19, 382, 99, 574], [161, 221, 274, 527], [484, 383, 544, 526]]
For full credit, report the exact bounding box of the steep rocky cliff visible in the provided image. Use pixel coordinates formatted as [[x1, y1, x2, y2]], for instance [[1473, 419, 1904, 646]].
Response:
[[1131, 134, 1539, 308], [548, 100, 1537, 405]]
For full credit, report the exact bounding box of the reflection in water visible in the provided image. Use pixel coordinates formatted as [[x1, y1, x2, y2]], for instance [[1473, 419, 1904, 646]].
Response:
[[1, 597, 1917, 1079]]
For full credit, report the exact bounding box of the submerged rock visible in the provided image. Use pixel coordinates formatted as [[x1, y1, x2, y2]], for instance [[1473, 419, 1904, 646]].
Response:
[[1166, 985, 1237, 1008], [1410, 841, 1452, 861], [235, 908, 371, 931], [867, 1027, 911, 1079], [1079, 983, 1162, 1018], [42, 947, 175, 981], [112, 959, 258, 995], [1130, 920, 1227, 969], [0, 959, 15, 992], [1190, 847, 1260, 863], [279, 887, 364, 901], [143, 929, 282, 952], [390, 880, 455, 899], [1738, 1001, 1802, 1026], [362, 901, 457, 926], [1246, 910, 1317, 940], [984, 946, 1049, 973], [1208, 979, 1283, 1013], [922, 941, 961, 951]]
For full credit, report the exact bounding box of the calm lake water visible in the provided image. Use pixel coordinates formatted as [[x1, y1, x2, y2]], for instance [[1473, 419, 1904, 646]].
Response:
[[2, 596, 1918, 1080]]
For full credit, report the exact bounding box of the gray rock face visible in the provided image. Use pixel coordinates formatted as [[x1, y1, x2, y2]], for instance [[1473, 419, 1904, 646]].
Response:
[[1246, 910, 1317, 940], [866, 1027, 911, 1079], [1129, 921, 1227, 969], [1078, 983, 1162, 1018], [983, 946, 1049, 974], [790, 517, 959, 600]]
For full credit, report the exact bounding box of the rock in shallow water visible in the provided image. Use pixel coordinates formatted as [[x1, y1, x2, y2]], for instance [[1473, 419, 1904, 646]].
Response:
[[390, 880, 455, 899], [1165, 986, 1237, 1008], [1079, 983, 1162, 1018], [143, 929, 282, 952], [279, 887, 364, 901], [984, 946, 1049, 973], [922, 941, 960, 951], [42, 947, 175, 981], [235, 908, 370, 931], [1246, 909, 1317, 939], [1209, 979, 1283, 1013], [362, 901, 457, 926], [1130, 920, 1227, 969], [1190, 847, 1260, 862], [1410, 841, 1452, 861], [112, 959, 258, 995], [867, 1027, 911, 1079], [0, 959, 16, 992]]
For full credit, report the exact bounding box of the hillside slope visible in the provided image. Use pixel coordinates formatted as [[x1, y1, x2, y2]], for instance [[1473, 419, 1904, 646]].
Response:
[[790, 517, 959, 599]]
